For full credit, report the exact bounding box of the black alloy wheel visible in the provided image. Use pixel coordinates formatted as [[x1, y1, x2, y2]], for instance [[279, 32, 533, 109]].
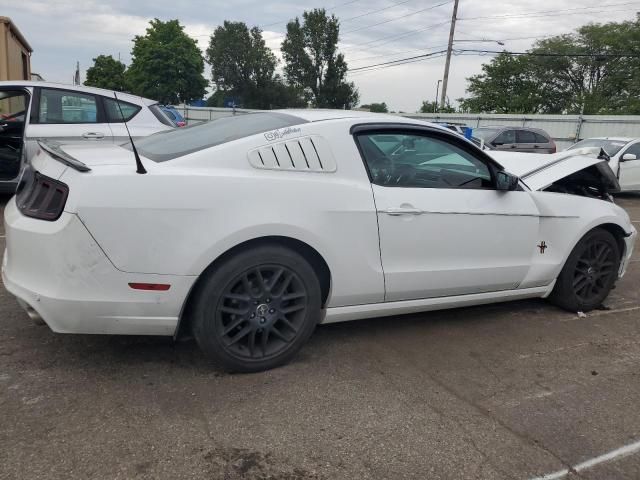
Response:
[[549, 228, 621, 312], [572, 239, 617, 304], [216, 265, 308, 360], [192, 245, 322, 372]]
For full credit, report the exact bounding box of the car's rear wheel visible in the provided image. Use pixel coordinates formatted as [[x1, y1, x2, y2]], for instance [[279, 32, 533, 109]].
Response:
[[549, 228, 621, 312], [192, 245, 322, 372]]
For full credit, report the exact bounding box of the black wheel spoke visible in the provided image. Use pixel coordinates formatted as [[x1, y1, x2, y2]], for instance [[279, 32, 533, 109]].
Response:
[[222, 316, 246, 335], [270, 325, 292, 343], [224, 292, 251, 302], [268, 268, 284, 292], [248, 329, 257, 357], [282, 304, 305, 314], [220, 305, 249, 315], [282, 292, 306, 301], [227, 325, 252, 346]]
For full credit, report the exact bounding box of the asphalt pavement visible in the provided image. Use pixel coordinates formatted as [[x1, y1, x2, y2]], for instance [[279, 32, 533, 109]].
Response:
[[1, 194, 640, 479]]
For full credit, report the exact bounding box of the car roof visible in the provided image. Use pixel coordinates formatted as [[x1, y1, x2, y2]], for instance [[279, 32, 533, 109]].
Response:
[[0, 80, 158, 106]]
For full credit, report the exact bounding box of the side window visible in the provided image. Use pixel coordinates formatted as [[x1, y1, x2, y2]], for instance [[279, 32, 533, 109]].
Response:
[[623, 143, 640, 158], [534, 132, 549, 143], [103, 97, 142, 123], [357, 132, 493, 189], [516, 130, 537, 144], [494, 129, 516, 144], [37, 89, 97, 124]]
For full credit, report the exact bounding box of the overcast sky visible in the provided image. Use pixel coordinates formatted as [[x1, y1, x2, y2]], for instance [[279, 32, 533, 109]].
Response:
[[1, 0, 638, 111]]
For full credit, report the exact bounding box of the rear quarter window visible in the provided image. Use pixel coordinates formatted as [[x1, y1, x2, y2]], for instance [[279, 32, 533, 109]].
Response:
[[133, 112, 308, 162]]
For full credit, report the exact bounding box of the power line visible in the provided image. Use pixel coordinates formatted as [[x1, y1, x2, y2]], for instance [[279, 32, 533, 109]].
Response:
[[342, 0, 452, 34], [348, 50, 448, 71], [348, 52, 447, 76], [459, 1, 640, 21], [455, 49, 640, 57], [341, 20, 450, 51], [340, 0, 415, 22]]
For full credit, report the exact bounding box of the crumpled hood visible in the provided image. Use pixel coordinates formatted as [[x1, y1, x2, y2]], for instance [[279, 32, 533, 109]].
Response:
[[488, 147, 617, 191]]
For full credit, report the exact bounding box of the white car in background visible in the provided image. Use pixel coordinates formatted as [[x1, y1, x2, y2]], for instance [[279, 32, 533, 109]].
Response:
[[3, 110, 636, 372], [0, 81, 174, 192], [568, 137, 640, 192]]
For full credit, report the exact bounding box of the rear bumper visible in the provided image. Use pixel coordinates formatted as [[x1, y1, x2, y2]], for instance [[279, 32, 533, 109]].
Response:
[[2, 198, 195, 335]]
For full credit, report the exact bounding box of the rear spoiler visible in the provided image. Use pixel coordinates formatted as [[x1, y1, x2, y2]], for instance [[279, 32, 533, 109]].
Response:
[[37, 140, 91, 172]]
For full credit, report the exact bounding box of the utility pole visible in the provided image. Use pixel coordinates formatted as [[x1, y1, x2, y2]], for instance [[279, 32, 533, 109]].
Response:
[[440, 0, 459, 109], [434, 79, 442, 113]]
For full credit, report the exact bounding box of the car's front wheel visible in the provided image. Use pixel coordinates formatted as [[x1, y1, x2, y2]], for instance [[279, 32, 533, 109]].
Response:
[[549, 228, 621, 312], [192, 245, 322, 372]]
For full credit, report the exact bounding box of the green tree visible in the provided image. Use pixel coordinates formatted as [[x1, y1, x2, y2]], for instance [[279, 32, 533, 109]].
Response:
[[84, 55, 127, 91], [459, 15, 640, 114], [206, 21, 305, 108], [282, 9, 359, 108], [360, 102, 388, 113], [126, 19, 207, 104], [419, 100, 455, 113]]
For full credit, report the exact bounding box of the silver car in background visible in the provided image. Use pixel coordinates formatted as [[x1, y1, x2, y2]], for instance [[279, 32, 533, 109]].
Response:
[[0, 81, 174, 192], [568, 137, 640, 192], [473, 126, 557, 153]]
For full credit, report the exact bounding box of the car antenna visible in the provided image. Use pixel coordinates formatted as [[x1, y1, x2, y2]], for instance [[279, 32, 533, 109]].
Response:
[[113, 92, 147, 174]]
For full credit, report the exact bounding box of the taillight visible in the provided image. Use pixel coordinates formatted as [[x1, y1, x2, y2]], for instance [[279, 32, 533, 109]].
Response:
[[550, 140, 557, 154], [16, 168, 69, 221]]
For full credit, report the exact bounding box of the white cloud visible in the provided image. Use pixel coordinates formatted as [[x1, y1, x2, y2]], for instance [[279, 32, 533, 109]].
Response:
[[1, 0, 637, 110]]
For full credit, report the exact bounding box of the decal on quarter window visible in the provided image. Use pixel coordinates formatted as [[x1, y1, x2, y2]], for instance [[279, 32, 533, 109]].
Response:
[[264, 127, 302, 141], [538, 241, 548, 254]]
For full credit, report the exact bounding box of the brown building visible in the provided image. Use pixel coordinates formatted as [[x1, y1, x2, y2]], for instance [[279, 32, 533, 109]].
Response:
[[0, 17, 32, 81]]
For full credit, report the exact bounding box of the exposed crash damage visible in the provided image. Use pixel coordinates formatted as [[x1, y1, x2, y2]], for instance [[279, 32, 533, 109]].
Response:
[[489, 147, 621, 200]]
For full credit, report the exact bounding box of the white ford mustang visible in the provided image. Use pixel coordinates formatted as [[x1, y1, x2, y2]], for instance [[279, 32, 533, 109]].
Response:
[[3, 110, 636, 372]]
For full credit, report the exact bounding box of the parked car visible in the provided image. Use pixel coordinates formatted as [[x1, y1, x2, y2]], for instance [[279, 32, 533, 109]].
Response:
[[473, 126, 556, 153], [160, 105, 186, 127], [568, 137, 640, 192], [0, 81, 175, 193], [3, 111, 635, 372], [435, 122, 469, 136]]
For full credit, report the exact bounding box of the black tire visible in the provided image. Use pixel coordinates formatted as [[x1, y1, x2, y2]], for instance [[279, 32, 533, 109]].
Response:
[[549, 228, 621, 312], [192, 244, 322, 372]]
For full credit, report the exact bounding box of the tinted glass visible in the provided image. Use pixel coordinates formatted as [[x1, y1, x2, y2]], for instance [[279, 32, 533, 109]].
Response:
[[568, 139, 628, 156], [133, 112, 307, 162], [534, 132, 549, 143], [623, 143, 640, 158], [358, 133, 492, 189], [38, 89, 97, 123], [494, 130, 516, 144], [103, 98, 141, 123], [516, 130, 536, 143]]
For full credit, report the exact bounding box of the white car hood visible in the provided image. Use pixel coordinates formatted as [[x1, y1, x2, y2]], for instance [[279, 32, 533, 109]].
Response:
[[488, 147, 609, 191]]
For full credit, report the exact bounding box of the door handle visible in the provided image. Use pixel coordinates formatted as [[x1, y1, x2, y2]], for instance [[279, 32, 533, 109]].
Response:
[[383, 207, 423, 216], [82, 132, 105, 139], [510, 144, 517, 148]]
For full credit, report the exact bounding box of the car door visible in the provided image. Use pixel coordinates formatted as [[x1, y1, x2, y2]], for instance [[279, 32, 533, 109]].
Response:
[[25, 87, 113, 155], [354, 127, 540, 302], [617, 142, 640, 191], [491, 129, 517, 152], [515, 129, 539, 153], [0, 87, 31, 184]]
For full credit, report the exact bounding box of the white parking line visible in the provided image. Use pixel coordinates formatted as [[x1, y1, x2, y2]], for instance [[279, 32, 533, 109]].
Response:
[[529, 439, 640, 480]]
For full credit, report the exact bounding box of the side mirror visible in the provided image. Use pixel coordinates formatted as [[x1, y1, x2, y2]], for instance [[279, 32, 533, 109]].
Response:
[[496, 171, 519, 191], [492, 141, 503, 146], [621, 153, 637, 162]]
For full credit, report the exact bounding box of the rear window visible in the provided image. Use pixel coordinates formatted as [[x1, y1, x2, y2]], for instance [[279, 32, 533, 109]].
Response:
[[149, 104, 176, 127], [132, 112, 308, 162]]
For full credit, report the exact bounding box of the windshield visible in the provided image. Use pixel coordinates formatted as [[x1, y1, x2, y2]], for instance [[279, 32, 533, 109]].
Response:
[[131, 112, 307, 162], [568, 139, 629, 156], [472, 128, 501, 141]]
